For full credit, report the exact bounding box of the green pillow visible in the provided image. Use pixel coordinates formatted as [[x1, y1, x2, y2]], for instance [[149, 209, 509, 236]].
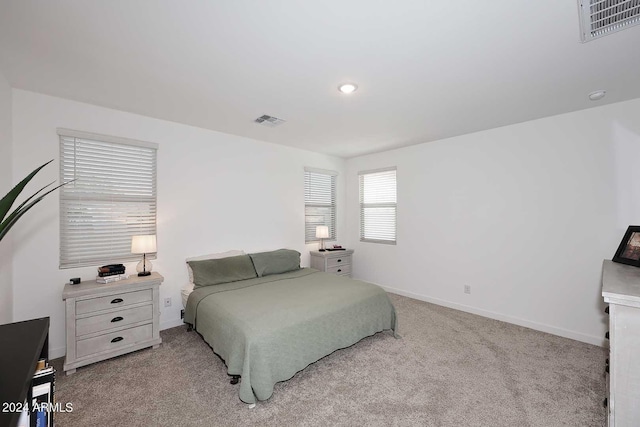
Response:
[[188, 254, 257, 287], [249, 249, 301, 277]]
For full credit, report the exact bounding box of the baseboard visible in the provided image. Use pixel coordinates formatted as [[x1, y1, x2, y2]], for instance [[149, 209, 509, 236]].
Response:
[[50, 345, 66, 360], [379, 284, 606, 347], [160, 318, 185, 330]]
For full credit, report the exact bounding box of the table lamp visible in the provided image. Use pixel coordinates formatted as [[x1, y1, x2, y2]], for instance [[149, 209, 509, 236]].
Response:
[[316, 226, 329, 252], [131, 235, 157, 276]]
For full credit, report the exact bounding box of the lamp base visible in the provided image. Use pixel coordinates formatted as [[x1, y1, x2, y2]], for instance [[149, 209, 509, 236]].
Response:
[[138, 271, 151, 277], [136, 258, 153, 274], [318, 237, 327, 252]]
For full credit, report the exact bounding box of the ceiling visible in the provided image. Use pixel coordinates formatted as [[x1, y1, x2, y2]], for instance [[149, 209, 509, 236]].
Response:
[[1, 1, 639, 158]]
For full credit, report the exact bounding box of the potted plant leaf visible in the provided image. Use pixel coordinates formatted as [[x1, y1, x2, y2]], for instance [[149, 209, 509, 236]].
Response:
[[0, 160, 72, 242]]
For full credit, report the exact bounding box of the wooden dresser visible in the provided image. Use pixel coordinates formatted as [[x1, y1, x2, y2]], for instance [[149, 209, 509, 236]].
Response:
[[62, 273, 163, 374], [310, 249, 354, 277], [602, 260, 640, 426]]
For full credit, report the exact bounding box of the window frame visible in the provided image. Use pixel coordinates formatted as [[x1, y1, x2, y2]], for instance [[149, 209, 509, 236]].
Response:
[[58, 128, 158, 269], [359, 166, 397, 245], [304, 167, 337, 244]]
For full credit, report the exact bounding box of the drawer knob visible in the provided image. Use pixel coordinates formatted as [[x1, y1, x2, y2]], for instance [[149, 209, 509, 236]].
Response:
[[111, 316, 124, 323], [111, 298, 124, 304], [111, 336, 124, 343], [337, 269, 342, 273], [337, 259, 342, 263]]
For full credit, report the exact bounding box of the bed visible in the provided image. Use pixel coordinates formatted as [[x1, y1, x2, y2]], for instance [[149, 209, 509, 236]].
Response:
[[183, 249, 397, 404]]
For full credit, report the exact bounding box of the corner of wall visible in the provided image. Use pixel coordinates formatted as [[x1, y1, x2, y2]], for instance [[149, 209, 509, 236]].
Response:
[[0, 71, 13, 324]]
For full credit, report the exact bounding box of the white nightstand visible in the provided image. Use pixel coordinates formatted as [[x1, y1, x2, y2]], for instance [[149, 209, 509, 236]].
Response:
[[602, 260, 640, 425], [310, 249, 354, 277], [62, 272, 163, 374]]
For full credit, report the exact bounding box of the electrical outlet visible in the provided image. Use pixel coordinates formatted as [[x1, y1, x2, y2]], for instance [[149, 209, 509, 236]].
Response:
[[464, 285, 471, 294], [164, 297, 172, 307], [181, 309, 185, 319]]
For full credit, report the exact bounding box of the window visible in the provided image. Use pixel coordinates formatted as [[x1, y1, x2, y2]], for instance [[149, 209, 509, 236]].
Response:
[[359, 167, 397, 244], [59, 129, 158, 268], [304, 167, 337, 243]]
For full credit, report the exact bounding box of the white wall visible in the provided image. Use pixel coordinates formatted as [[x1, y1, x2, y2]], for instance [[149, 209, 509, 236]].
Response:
[[11, 89, 345, 358], [346, 98, 640, 345], [0, 71, 12, 324]]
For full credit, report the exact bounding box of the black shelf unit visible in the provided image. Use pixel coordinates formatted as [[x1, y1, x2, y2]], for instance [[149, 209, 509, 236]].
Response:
[[0, 317, 50, 427]]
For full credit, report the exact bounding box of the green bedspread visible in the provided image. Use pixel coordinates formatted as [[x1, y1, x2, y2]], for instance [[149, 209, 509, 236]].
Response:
[[184, 268, 397, 404]]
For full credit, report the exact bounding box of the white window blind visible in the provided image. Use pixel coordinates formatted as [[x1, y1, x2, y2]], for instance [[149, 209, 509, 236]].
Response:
[[59, 129, 158, 268], [304, 167, 337, 243], [359, 167, 397, 244]]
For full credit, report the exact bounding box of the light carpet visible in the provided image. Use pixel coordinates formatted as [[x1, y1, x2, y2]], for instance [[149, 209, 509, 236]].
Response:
[[52, 293, 607, 426]]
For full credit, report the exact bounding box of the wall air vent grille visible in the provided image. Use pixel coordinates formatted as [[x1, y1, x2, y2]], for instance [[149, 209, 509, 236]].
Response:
[[579, 0, 640, 42], [254, 114, 286, 127]]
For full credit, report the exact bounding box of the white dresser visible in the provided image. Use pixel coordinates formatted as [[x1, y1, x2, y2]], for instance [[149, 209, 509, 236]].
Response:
[[602, 260, 640, 426], [310, 249, 354, 277], [62, 272, 163, 374]]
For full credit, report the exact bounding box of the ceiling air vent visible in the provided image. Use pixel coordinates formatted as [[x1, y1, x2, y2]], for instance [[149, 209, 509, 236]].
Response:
[[254, 114, 286, 128], [578, 0, 640, 42]]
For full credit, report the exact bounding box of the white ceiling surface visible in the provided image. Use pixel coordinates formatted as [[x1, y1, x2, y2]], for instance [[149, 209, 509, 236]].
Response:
[[1, 1, 639, 158]]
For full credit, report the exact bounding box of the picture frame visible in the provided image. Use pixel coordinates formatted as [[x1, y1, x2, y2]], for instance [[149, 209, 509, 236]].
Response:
[[612, 226, 640, 267]]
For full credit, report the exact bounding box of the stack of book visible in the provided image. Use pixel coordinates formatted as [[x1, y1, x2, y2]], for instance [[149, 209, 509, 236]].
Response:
[[96, 273, 129, 284], [96, 264, 128, 284], [17, 360, 56, 427]]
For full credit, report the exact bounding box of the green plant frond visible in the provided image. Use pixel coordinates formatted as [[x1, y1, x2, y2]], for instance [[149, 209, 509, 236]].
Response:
[[13, 181, 55, 216], [0, 159, 54, 223], [0, 179, 71, 241], [10, 181, 55, 215], [0, 199, 45, 241]]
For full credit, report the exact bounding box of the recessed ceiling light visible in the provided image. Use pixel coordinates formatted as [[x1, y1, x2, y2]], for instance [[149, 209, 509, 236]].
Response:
[[338, 83, 358, 94], [588, 90, 606, 101]]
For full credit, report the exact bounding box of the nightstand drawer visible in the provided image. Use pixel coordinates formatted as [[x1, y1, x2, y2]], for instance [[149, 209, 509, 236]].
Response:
[[327, 264, 351, 276], [76, 323, 153, 358], [76, 289, 152, 315], [76, 305, 153, 337], [327, 255, 352, 268]]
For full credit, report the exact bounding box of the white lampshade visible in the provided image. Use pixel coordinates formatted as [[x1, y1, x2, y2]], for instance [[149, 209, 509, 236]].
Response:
[[131, 235, 157, 254], [315, 226, 329, 239]]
